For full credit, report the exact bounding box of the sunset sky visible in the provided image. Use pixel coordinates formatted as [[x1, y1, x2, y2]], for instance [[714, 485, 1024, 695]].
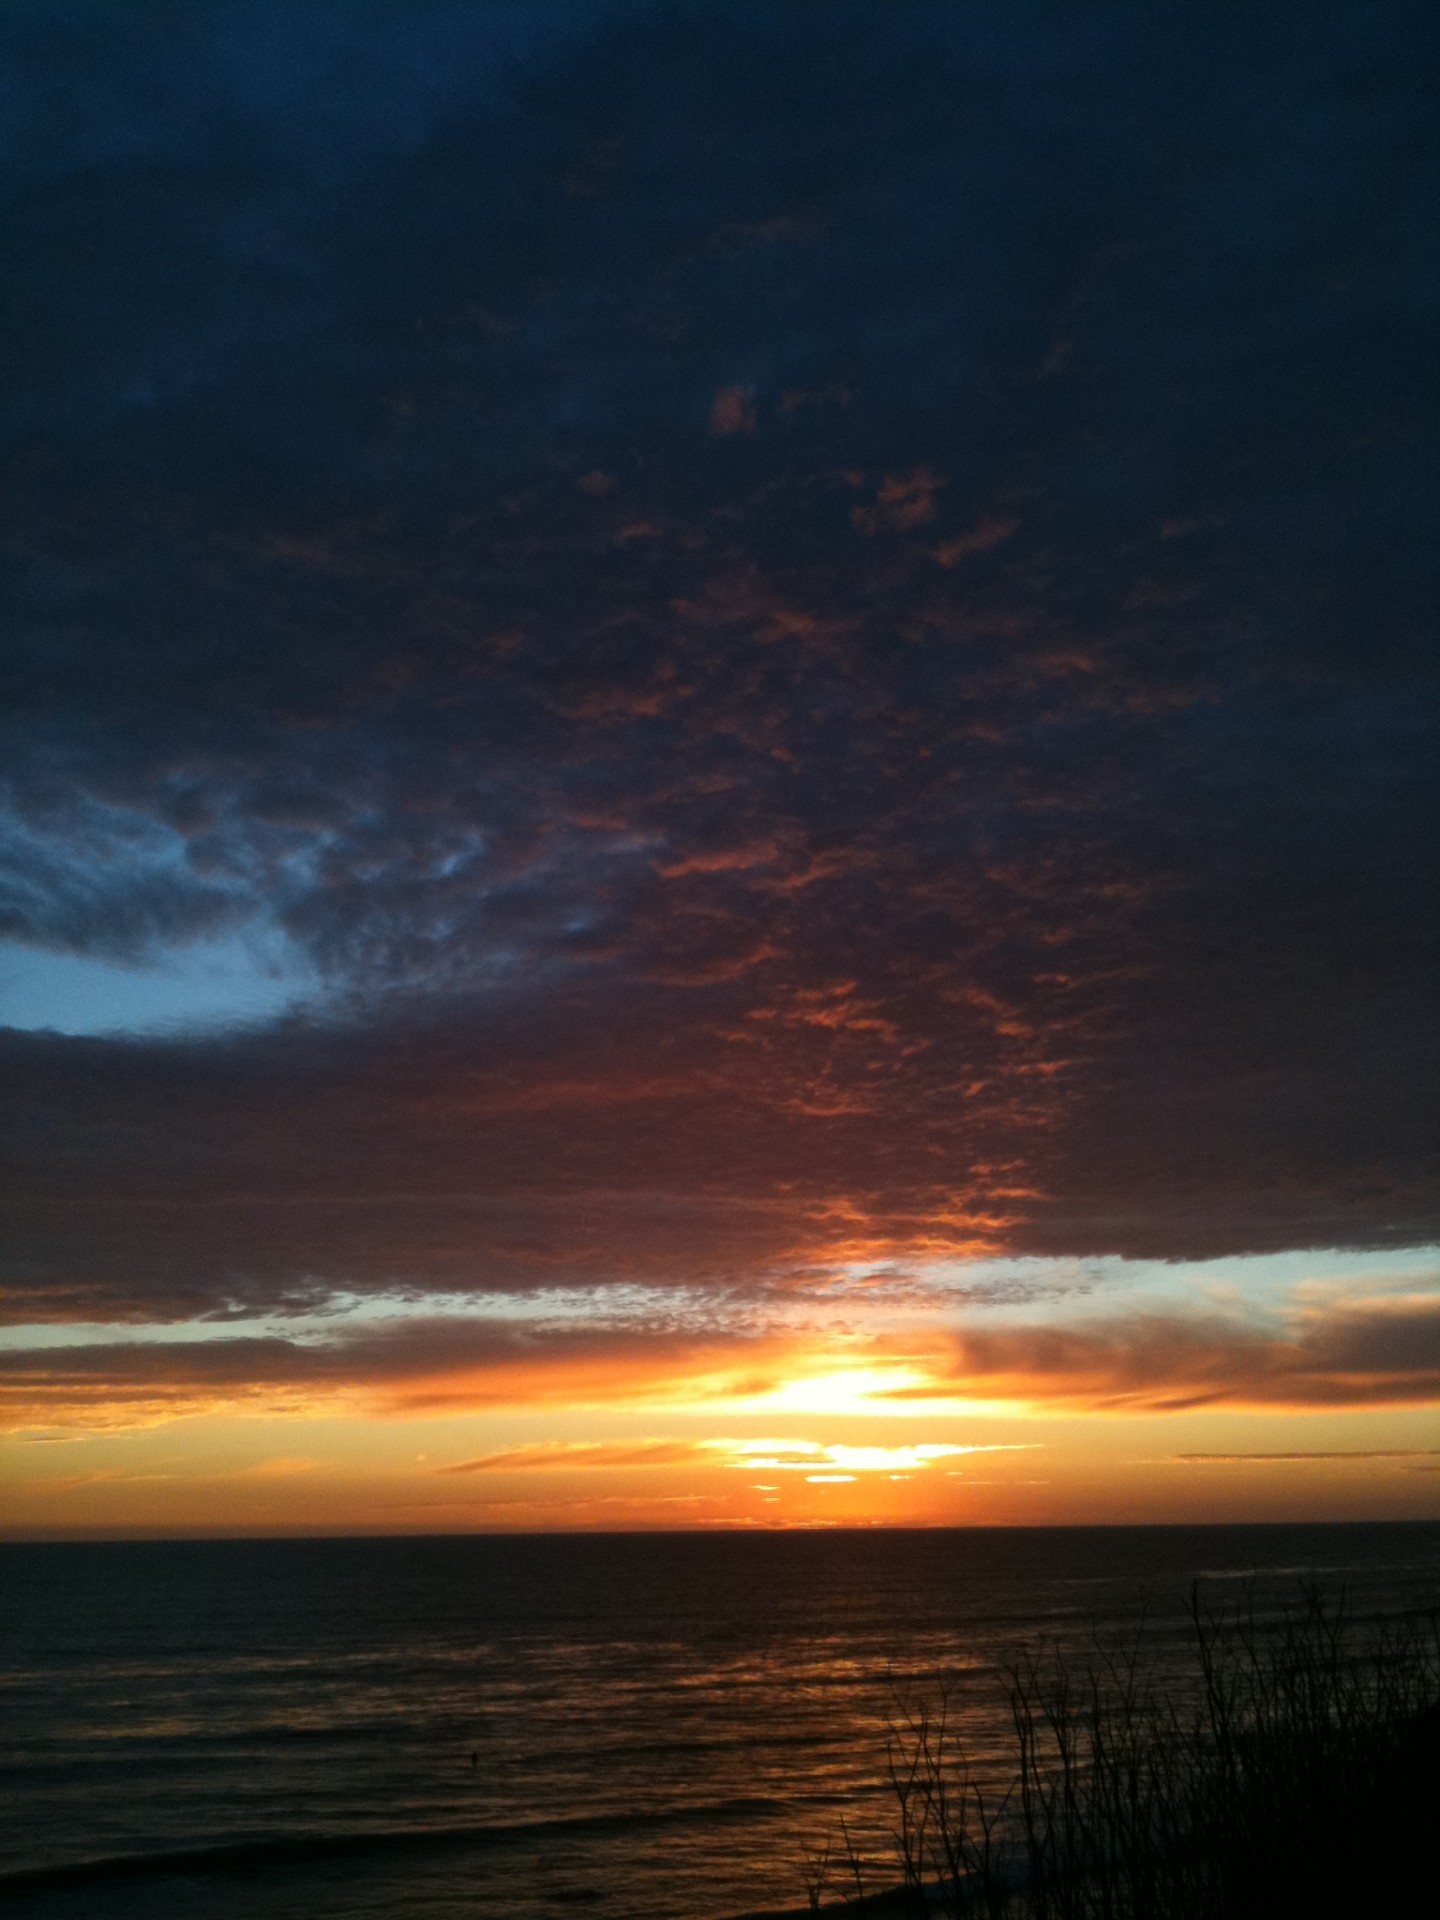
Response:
[[3, 0, 1436, 1536]]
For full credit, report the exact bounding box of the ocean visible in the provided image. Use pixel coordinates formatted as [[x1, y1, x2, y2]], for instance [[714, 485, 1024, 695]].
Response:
[[3, 1524, 1438, 1918]]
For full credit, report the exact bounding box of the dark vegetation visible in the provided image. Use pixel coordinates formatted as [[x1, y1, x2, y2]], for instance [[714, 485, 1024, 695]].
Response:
[[803, 1590, 1440, 1919]]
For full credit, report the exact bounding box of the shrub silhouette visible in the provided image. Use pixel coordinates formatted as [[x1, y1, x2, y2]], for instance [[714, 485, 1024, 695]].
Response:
[[807, 1586, 1439, 1919]]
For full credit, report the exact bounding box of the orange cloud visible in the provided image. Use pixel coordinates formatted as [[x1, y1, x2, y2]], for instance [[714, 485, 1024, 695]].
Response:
[[439, 1439, 700, 1473], [709, 384, 756, 434], [933, 516, 1019, 566], [852, 466, 945, 532], [713, 1438, 1036, 1473], [656, 840, 779, 879], [1171, 1450, 1440, 1465]]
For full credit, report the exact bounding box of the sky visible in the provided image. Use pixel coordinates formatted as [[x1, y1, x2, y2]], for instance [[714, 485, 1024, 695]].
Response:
[[2, 0, 1437, 1536]]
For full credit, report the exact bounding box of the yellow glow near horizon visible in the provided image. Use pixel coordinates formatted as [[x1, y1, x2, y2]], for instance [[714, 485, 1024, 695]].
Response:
[[714, 1362, 1020, 1422], [735, 1365, 931, 1416], [5, 1393, 1438, 1538], [5, 1249, 1437, 1535], [710, 1439, 1031, 1473]]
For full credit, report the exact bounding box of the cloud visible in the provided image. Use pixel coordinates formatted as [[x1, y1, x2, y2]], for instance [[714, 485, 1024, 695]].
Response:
[[0, 0, 1436, 1380], [851, 466, 946, 533], [714, 1439, 1036, 1473], [432, 1437, 1027, 1476], [1171, 1451, 1440, 1464], [439, 1439, 703, 1474], [917, 1296, 1440, 1411], [4, 1289, 1436, 1434], [709, 386, 757, 435], [0, 1313, 788, 1431], [933, 517, 1018, 567]]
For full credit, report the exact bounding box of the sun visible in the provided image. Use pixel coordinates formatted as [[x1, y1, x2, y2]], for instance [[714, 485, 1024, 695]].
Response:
[[743, 1365, 932, 1417]]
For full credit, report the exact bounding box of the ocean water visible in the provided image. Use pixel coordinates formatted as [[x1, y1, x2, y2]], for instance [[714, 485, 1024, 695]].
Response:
[[2, 1524, 1437, 1919]]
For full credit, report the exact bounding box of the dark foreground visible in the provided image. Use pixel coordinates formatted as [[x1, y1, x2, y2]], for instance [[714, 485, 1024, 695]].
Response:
[[792, 1588, 1440, 1918]]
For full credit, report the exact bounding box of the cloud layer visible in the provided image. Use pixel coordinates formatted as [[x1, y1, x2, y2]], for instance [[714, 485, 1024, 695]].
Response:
[[5, 1286, 1437, 1435], [2, 2, 1437, 1364]]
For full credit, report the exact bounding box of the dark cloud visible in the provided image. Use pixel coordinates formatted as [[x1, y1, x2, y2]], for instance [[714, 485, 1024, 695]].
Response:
[[2, 3, 1437, 1327], [917, 1296, 1440, 1411], [0, 1312, 767, 1428]]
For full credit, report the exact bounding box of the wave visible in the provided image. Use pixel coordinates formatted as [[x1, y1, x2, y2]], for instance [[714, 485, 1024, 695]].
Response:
[[0, 1797, 792, 1896]]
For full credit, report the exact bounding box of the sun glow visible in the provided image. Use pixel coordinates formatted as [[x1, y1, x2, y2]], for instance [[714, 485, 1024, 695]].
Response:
[[6, 1249, 1436, 1536], [740, 1365, 932, 1416], [721, 1361, 1020, 1420]]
